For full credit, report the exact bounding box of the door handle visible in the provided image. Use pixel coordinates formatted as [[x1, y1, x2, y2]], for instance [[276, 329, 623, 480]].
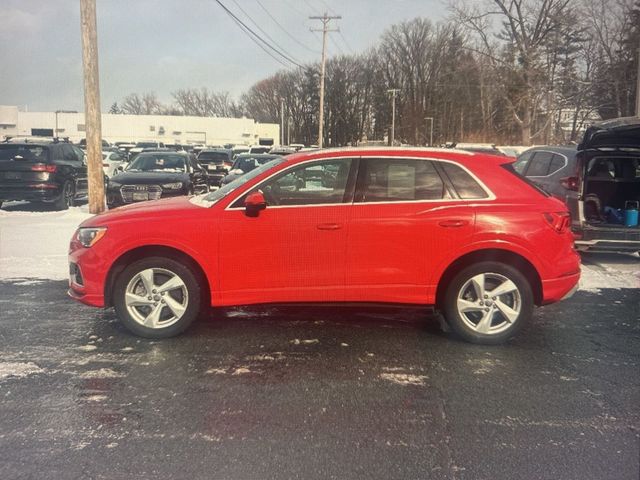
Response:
[[438, 220, 469, 228], [317, 223, 342, 230]]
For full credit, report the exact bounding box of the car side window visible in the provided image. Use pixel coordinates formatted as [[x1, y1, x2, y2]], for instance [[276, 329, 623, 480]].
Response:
[[524, 152, 553, 177], [440, 162, 488, 199], [513, 151, 533, 174], [356, 158, 446, 202], [237, 159, 353, 207], [548, 155, 566, 175], [64, 144, 85, 164]]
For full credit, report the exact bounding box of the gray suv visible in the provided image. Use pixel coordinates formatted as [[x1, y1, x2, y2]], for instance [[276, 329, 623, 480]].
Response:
[[514, 117, 640, 254]]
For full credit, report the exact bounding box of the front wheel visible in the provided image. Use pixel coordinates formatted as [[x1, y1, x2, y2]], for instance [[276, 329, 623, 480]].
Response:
[[113, 257, 202, 338], [442, 262, 533, 344]]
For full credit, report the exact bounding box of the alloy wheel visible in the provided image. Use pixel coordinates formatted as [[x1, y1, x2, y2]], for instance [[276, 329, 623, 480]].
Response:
[[455, 272, 522, 335], [124, 267, 189, 329]]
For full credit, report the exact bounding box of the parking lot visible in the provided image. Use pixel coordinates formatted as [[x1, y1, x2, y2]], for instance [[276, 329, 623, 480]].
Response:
[[0, 250, 638, 479]]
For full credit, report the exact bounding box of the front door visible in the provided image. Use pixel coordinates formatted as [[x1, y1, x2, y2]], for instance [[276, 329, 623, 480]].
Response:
[[219, 157, 355, 305]]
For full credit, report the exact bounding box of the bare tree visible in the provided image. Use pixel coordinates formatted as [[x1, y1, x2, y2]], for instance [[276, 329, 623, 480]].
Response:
[[451, 0, 574, 145]]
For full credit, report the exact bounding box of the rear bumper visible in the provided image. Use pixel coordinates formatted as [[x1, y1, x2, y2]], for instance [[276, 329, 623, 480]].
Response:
[[0, 185, 61, 202], [573, 224, 640, 253], [541, 272, 581, 305]]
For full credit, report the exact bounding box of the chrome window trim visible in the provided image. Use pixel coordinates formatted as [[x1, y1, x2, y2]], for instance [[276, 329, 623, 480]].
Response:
[[224, 155, 496, 211], [525, 150, 569, 178]]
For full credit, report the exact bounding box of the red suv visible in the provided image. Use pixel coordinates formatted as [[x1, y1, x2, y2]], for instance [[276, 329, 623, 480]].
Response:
[[68, 148, 580, 344]]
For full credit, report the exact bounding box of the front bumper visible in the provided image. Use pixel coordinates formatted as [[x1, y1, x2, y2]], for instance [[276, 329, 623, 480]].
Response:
[[68, 248, 107, 308]]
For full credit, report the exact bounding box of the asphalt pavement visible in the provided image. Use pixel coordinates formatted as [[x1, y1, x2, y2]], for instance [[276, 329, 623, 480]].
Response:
[[0, 272, 638, 480]]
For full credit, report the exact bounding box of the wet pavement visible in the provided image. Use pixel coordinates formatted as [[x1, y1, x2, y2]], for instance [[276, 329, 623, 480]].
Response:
[[0, 278, 639, 479]]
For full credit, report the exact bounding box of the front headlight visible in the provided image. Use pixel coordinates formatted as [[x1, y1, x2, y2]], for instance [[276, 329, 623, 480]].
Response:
[[77, 227, 107, 248], [161, 182, 183, 190], [108, 181, 121, 189]]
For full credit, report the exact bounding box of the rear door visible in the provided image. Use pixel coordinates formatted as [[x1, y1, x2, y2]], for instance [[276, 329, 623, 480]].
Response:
[[61, 144, 88, 197], [344, 157, 477, 304]]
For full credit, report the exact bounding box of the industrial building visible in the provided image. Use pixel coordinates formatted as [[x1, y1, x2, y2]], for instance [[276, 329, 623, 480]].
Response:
[[0, 105, 280, 146]]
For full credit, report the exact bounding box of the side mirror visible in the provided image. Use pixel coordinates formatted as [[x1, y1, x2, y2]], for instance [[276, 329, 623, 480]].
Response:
[[231, 169, 244, 175], [245, 191, 267, 217]]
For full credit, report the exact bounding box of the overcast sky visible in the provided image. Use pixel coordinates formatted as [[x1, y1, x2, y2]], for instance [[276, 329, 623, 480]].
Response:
[[0, 0, 446, 112]]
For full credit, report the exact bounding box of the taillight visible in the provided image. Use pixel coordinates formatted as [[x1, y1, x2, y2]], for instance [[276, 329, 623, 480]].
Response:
[[544, 212, 571, 233], [560, 176, 579, 191], [31, 164, 57, 173]]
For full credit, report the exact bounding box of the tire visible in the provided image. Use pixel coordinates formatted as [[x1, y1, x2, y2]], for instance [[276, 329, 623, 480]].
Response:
[[113, 256, 202, 338], [442, 261, 533, 345], [53, 180, 74, 210]]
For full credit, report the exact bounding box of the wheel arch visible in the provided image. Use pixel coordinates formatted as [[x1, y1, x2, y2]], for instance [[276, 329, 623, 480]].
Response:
[[104, 244, 212, 308], [435, 248, 543, 308]]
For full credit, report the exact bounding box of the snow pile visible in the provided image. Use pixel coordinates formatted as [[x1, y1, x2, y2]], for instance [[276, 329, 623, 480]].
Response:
[[0, 205, 92, 280], [580, 262, 640, 293]]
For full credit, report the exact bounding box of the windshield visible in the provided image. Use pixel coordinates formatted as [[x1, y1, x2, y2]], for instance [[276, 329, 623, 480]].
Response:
[[198, 151, 230, 163], [135, 142, 158, 148], [126, 153, 186, 172], [197, 158, 285, 205], [0, 145, 50, 162]]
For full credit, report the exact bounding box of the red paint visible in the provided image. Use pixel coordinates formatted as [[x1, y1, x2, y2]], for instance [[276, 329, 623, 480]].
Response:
[[68, 148, 580, 310]]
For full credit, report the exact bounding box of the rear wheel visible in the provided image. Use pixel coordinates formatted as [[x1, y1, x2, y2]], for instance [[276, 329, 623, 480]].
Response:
[[54, 180, 74, 210], [442, 261, 533, 344], [113, 257, 201, 338]]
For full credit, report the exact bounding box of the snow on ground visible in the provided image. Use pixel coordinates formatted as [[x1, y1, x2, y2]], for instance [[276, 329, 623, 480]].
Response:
[[0, 204, 638, 291], [0, 204, 92, 280]]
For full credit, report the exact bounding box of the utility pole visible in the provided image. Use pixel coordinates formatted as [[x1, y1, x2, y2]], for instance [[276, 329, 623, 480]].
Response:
[[80, 0, 105, 214], [424, 117, 434, 147], [387, 89, 400, 146], [310, 12, 341, 149]]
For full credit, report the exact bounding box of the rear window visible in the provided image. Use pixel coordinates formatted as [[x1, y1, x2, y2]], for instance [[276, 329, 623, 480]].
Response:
[[198, 152, 230, 163], [501, 164, 550, 197], [0, 145, 50, 162], [440, 163, 488, 199]]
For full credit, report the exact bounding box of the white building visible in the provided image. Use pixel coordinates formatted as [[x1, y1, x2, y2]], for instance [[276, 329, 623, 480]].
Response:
[[0, 105, 279, 146]]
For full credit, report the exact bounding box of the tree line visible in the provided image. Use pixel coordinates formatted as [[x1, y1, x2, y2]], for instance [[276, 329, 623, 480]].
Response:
[[110, 0, 639, 147]]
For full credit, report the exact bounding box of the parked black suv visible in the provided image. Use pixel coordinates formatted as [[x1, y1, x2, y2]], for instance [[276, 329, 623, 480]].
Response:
[[197, 149, 233, 187], [515, 117, 640, 254], [106, 151, 208, 208], [0, 142, 88, 210]]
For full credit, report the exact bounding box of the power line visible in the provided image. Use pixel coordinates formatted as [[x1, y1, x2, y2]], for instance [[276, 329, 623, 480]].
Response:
[[221, 8, 290, 68], [329, 33, 344, 56], [337, 30, 354, 54], [214, 0, 304, 68], [255, 0, 320, 54], [230, 0, 303, 65]]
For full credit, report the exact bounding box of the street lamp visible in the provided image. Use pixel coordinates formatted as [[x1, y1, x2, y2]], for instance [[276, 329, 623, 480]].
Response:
[[424, 117, 434, 147], [387, 89, 400, 145]]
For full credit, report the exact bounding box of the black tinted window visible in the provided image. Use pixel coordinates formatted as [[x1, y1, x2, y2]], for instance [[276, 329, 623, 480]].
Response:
[[525, 152, 553, 176], [0, 145, 50, 162], [357, 158, 445, 202], [441, 162, 488, 199], [548, 155, 565, 175]]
